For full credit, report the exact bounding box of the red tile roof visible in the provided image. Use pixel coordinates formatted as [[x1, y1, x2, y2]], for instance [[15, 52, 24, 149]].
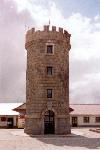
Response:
[[70, 104, 100, 115], [13, 103, 73, 113], [13, 103, 26, 111], [13, 103, 100, 115]]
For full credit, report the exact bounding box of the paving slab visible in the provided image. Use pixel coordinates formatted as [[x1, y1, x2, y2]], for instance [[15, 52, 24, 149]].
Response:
[[0, 128, 100, 150]]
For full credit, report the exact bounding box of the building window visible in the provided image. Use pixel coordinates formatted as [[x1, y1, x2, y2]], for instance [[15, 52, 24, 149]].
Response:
[[47, 66, 52, 75], [47, 89, 52, 98], [95, 117, 100, 123], [47, 45, 53, 53], [83, 117, 89, 123], [1, 117, 6, 122]]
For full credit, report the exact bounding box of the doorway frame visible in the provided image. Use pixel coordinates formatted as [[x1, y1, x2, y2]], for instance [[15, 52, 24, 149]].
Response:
[[44, 110, 55, 134], [72, 116, 78, 127], [41, 109, 57, 134], [7, 117, 14, 128]]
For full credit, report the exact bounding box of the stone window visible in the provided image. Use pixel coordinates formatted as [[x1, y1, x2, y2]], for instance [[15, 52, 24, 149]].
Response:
[[95, 117, 100, 123], [47, 45, 53, 53], [47, 66, 52, 75], [83, 116, 89, 123], [47, 89, 52, 98]]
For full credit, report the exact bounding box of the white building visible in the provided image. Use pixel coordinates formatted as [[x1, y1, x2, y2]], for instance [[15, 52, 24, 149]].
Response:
[[0, 103, 22, 128], [70, 104, 100, 127], [0, 103, 100, 128], [14, 103, 100, 128]]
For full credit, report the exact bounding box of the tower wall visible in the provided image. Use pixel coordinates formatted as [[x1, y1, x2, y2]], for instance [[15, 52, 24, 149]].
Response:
[[25, 25, 71, 135]]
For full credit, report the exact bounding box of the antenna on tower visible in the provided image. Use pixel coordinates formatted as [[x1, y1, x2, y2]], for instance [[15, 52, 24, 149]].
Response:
[[25, 24, 27, 32], [49, 19, 50, 27]]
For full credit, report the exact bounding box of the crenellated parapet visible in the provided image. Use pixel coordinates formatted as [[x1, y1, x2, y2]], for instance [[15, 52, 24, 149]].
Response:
[[25, 25, 71, 50]]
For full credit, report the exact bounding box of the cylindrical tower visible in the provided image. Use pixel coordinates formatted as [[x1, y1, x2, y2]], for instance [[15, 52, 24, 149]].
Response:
[[25, 25, 71, 135]]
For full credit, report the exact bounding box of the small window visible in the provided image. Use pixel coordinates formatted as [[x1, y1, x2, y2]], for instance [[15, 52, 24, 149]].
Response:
[[1, 117, 6, 122], [47, 89, 52, 98], [47, 45, 53, 53], [95, 117, 100, 123], [47, 66, 52, 75], [83, 117, 89, 123]]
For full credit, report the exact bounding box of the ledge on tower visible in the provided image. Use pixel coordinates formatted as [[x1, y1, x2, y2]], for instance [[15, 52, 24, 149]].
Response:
[[52, 26, 56, 32], [44, 25, 49, 31], [64, 30, 71, 37], [26, 25, 71, 38], [59, 27, 63, 33], [31, 28, 35, 33]]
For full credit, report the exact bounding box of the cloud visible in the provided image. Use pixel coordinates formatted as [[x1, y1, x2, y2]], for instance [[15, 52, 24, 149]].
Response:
[[0, 0, 34, 102], [68, 14, 100, 103], [0, 0, 100, 104], [70, 72, 100, 103]]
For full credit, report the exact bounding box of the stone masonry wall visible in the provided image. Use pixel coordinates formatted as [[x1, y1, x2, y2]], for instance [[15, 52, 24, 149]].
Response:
[[25, 25, 71, 135]]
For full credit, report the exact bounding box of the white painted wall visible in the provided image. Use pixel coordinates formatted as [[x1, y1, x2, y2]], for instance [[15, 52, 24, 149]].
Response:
[[70, 115, 100, 126], [0, 115, 18, 127], [13, 116, 17, 126]]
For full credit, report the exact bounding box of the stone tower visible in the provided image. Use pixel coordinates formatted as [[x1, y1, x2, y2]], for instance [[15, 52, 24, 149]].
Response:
[[25, 25, 71, 135]]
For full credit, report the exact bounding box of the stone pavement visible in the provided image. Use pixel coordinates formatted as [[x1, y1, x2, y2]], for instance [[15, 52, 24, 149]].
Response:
[[0, 128, 100, 150]]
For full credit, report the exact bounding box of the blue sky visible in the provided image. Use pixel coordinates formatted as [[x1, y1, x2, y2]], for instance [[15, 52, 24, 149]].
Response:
[[0, 0, 100, 103], [56, 0, 100, 18]]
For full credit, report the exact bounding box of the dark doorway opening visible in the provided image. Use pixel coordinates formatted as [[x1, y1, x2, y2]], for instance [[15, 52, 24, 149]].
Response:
[[7, 118, 13, 128], [72, 117, 78, 127], [44, 110, 55, 134]]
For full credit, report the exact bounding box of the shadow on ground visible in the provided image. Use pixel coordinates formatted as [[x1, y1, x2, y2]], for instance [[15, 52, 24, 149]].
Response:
[[36, 134, 100, 149]]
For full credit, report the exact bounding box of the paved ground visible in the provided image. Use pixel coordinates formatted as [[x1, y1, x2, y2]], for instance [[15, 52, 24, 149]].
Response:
[[0, 128, 100, 150]]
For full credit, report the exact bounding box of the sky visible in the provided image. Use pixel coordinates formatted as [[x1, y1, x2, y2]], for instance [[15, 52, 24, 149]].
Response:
[[0, 0, 100, 104]]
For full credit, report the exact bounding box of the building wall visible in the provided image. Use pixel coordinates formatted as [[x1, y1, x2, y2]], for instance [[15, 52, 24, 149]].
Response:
[[25, 25, 71, 135], [18, 117, 25, 128], [70, 115, 100, 127], [0, 116, 7, 127], [13, 116, 17, 126], [0, 115, 18, 128]]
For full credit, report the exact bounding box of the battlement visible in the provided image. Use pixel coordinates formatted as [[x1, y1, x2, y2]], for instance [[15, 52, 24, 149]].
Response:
[[26, 25, 71, 37], [25, 25, 71, 50]]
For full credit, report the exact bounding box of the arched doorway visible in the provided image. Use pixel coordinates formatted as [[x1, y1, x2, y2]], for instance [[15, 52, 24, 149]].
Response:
[[44, 110, 55, 134]]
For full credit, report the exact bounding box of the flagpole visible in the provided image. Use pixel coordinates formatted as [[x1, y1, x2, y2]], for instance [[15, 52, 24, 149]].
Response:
[[49, 19, 50, 27]]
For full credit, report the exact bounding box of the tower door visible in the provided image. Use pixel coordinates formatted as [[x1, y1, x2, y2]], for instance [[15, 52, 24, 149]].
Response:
[[44, 110, 55, 134]]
